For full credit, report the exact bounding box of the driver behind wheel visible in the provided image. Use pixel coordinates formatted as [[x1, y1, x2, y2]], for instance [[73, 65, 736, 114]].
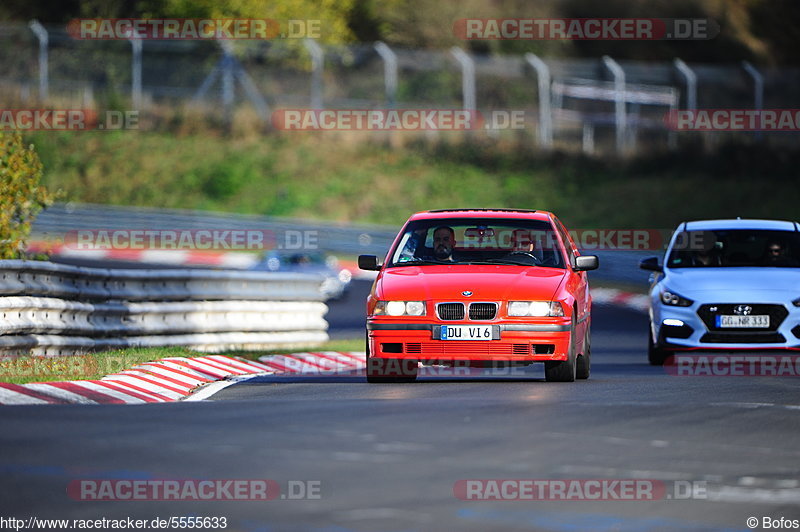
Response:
[[432, 226, 457, 262]]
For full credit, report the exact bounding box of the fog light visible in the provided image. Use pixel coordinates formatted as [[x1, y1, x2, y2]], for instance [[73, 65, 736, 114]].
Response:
[[663, 319, 685, 327]]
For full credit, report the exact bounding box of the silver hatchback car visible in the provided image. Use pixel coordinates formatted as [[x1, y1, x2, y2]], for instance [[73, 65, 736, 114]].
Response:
[[640, 219, 800, 365]]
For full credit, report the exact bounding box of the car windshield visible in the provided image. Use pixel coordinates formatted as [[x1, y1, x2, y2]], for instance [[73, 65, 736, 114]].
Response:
[[667, 229, 800, 268], [387, 217, 566, 268]]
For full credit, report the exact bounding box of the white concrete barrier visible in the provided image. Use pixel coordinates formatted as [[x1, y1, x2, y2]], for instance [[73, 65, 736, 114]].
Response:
[[0, 260, 329, 355]]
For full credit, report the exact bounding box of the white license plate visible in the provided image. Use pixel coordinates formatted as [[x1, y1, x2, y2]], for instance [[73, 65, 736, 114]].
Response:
[[716, 315, 770, 328], [440, 325, 493, 340]]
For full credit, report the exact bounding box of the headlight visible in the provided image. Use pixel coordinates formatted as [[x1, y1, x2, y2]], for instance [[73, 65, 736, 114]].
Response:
[[508, 301, 565, 317], [793, 297, 800, 307], [374, 300, 426, 316], [660, 289, 693, 307]]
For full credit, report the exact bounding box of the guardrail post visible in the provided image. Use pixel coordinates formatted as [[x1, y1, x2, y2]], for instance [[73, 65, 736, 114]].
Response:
[[524, 53, 553, 149], [28, 20, 49, 101], [602, 55, 627, 156], [742, 61, 764, 139], [374, 41, 398, 108], [304, 39, 324, 109], [450, 47, 476, 112], [128, 31, 143, 110]]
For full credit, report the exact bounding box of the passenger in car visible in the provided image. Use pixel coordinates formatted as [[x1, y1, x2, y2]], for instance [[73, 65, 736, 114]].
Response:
[[763, 241, 797, 266]]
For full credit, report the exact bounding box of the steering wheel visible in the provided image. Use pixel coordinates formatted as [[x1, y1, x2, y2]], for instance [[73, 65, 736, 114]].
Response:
[[503, 251, 541, 264]]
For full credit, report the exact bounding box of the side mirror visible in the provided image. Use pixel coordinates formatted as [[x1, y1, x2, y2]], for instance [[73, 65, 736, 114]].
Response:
[[639, 256, 663, 272], [358, 255, 383, 271], [574, 255, 599, 271]]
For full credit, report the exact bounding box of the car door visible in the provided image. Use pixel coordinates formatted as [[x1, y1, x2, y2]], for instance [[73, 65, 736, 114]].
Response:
[[552, 216, 590, 346]]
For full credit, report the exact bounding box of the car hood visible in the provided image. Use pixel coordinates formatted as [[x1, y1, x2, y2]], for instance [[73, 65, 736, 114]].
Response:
[[377, 265, 566, 301], [664, 267, 800, 297]]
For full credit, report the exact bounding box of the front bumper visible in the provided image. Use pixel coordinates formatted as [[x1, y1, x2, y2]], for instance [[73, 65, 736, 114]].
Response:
[[367, 320, 572, 362], [653, 303, 800, 351]]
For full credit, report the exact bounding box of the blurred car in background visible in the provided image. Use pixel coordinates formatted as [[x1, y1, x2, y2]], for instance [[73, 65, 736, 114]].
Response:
[[640, 219, 800, 365], [251, 251, 352, 300]]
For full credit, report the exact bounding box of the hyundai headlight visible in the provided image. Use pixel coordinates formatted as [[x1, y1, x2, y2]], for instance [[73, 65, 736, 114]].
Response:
[[660, 289, 693, 307]]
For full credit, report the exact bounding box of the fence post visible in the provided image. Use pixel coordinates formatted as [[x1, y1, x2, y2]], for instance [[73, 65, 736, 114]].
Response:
[[193, 40, 269, 124], [742, 61, 764, 139], [28, 20, 49, 101], [741, 61, 764, 111], [304, 39, 324, 109], [673, 58, 697, 111], [602, 55, 627, 156], [220, 40, 235, 124], [374, 41, 398, 108], [524, 53, 553, 149], [128, 31, 143, 110], [450, 47, 476, 112]]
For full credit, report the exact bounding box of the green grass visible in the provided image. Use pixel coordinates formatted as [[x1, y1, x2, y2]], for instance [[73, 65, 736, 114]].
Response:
[[0, 347, 192, 385], [25, 129, 800, 230], [228, 338, 364, 362], [0, 339, 364, 384]]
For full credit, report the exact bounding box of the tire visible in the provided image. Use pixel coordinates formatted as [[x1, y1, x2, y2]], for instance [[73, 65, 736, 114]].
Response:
[[365, 333, 417, 383], [545, 313, 577, 382], [648, 330, 668, 366], [576, 321, 591, 380]]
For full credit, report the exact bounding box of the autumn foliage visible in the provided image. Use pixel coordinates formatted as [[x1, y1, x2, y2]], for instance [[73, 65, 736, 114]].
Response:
[[0, 132, 52, 259]]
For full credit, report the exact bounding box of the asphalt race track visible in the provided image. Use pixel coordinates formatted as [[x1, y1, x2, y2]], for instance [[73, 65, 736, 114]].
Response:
[[1, 281, 799, 531]]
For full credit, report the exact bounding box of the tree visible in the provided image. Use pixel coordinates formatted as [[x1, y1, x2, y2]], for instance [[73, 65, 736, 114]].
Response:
[[0, 132, 52, 259]]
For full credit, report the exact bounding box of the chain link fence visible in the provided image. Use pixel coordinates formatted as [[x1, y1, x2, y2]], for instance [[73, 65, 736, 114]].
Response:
[[2, 22, 800, 154]]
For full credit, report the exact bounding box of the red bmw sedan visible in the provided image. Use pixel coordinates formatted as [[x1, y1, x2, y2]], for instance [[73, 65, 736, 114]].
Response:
[[359, 209, 599, 383]]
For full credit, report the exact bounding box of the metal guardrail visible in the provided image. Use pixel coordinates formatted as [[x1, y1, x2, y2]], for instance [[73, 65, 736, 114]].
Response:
[[0, 260, 330, 356], [32, 203, 653, 285], [0, 259, 328, 300], [32, 203, 399, 257]]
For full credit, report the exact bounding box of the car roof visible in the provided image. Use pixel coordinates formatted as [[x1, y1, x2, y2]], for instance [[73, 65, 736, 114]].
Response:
[[683, 218, 799, 232], [409, 209, 553, 222]]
